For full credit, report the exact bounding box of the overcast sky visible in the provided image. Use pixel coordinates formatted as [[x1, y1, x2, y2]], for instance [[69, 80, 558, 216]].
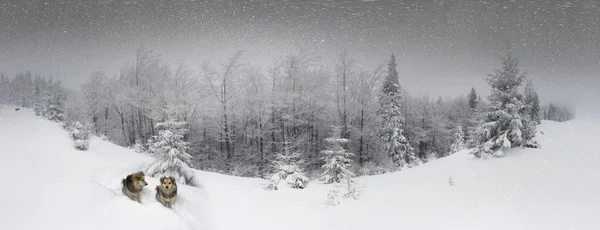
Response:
[[0, 0, 598, 113]]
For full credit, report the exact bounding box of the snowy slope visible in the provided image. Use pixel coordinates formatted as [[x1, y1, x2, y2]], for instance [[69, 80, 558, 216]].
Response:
[[0, 106, 211, 230], [1, 104, 599, 230], [202, 119, 600, 230]]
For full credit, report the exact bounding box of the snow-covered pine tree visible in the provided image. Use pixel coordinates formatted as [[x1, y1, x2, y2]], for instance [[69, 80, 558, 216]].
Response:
[[531, 92, 541, 124], [546, 103, 556, 120], [465, 94, 480, 148], [43, 79, 65, 122], [470, 50, 539, 158], [521, 79, 541, 141], [32, 76, 47, 116], [468, 87, 479, 110], [265, 141, 309, 190], [321, 126, 355, 184], [466, 109, 484, 148], [145, 115, 197, 187], [524, 80, 541, 125], [377, 54, 418, 169], [448, 125, 466, 154]]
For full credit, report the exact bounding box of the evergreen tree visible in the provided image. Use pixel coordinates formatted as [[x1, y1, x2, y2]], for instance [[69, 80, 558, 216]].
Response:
[[466, 110, 484, 148], [266, 141, 309, 190], [32, 76, 45, 116], [42, 78, 65, 122], [146, 115, 197, 187], [523, 79, 535, 99], [547, 103, 557, 120], [470, 50, 539, 158], [464, 88, 481, 148], [321, 126, 355, 184], [449, 125, 466, 154], [468, 87, 478, 110], [530, 92, 541, 124], [524, 79, 541, 124], [377, 54, 418, 169]]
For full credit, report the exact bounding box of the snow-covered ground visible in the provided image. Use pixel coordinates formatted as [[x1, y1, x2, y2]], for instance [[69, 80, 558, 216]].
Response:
[[1, 104, 599, 230]]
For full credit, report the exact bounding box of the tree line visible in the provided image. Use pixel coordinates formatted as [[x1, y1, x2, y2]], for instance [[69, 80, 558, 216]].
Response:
[[0, 46, 574, 179]]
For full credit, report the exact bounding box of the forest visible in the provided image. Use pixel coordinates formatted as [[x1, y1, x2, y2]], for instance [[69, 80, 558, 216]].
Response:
[[0, 46, 575, 179]]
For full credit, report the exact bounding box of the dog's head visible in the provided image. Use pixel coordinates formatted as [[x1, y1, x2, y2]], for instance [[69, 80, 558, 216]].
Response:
[[159, 176, 177, 193], [129, 171, 148, 189]]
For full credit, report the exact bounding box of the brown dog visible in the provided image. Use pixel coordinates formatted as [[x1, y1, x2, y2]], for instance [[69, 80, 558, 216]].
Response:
[[155, 176, 178, 208], [121, 171, 148, 203]]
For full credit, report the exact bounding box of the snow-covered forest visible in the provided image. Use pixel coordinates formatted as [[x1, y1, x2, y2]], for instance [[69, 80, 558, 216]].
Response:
[[0, 47, 575, 178], [2, 0, 599, 229]]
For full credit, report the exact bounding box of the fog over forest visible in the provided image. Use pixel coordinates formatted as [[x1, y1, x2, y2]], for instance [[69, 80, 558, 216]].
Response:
[[1, 1, 598, 109]]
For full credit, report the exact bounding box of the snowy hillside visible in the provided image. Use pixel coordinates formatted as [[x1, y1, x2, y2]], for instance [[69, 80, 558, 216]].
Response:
[[0, 106, 211, 230], [1, 105, 599, 230]]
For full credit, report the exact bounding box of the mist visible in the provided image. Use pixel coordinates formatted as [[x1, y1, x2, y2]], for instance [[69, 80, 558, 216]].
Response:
[[1, 0, 598, 114]]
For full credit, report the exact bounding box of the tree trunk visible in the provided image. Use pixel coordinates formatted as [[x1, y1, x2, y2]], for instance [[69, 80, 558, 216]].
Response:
[[223, 107, 231, 160], [129, 111, 136, 145], [104, 107, 109, 136], [116, 109, 126, 145], [270, 110, 277, 154], [150, 118, 155, 136], [359, 107, 365, 166], [137, 109, 143, 143], [92, 115, 99, 134], [342, 71, 348, 139]]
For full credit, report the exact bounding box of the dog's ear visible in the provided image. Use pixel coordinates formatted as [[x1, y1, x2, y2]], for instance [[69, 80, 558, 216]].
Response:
[[125, 175, 132, 183], [138, 171, 145, 176], [170, 177, 177, 186], [159, 176, 166, 183]]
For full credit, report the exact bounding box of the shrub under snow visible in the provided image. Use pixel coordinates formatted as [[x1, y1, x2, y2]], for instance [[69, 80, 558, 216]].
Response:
[[132, 139, 145, 153], [63, 121, 91, 150], [265, 142, 309, 190]]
